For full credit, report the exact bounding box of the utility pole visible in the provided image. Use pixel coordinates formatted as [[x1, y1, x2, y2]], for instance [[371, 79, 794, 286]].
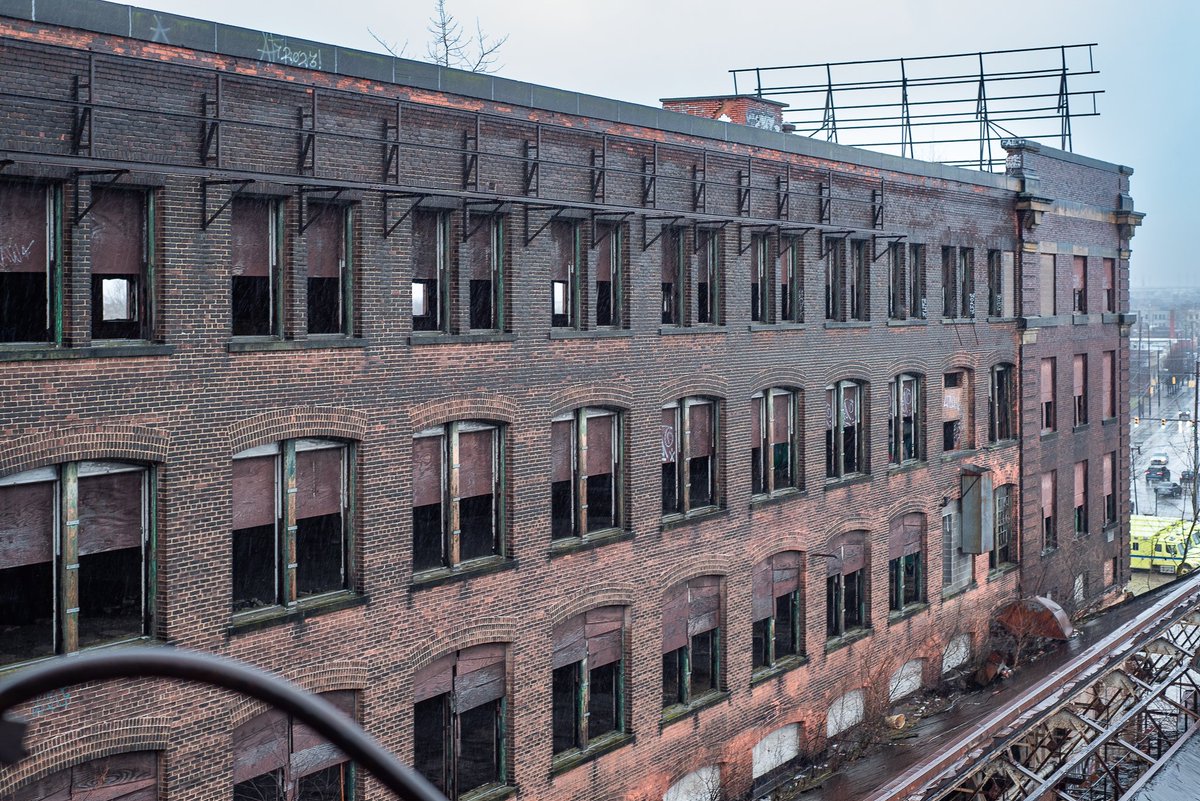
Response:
[[1193, 360, 1198, 519]]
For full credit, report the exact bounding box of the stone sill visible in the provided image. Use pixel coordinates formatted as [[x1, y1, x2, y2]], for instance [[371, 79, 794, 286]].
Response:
[[750, 654, 809, 687], [748, 322, 807, 332], [548, 528, 634, 557], [409, 332, 517, 345], [887, 602, 929, 625], [549, 732, 634, 777], [228, 337, 366, 352], [887, 318, 928, 327], [661, 506, 727, 531], [0, 343, 174, 362], [548, 328, 632, 340], [824, 320, 871, 329], [659, 325, 727, 336], [749, 488, 806, 510], [227, 592, 368, 636], [825, 627, 871, 653], [824, 473, 871, 491], [411, 556, 518, 590], [660, 690, 730, 729]]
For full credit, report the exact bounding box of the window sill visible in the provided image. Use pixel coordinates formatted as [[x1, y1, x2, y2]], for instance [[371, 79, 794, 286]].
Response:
[[823, 320, 871, 329], [986, 438, 1019, 449], [988, 563, 1019, 582], [0, 635, 158, 677], [886, 318, 928, 327], [749, 488, 806, 509], [548, 328, 632, 340], [659, 325, 727, 336], [824, 627, 871, 653], [1073, 423, 1091, 434], [824, 473, 870, 491], [1102, 312, 1122, 325], [750, 654, 809, 686], [660, 506, 727, 531], [460, 783, 516, 801], [1073, 313, 1099, 325], [939, 448, 977, 463], [987, 316, 1018, 323], [1102, 417, 1118, 427], [550, 732, 635, 777], [1040, 431, 1059, 442], [941, 318, 976, 326], [0, 343, 175, 362], [411, 556, 518, 590], [228, 592, 369, 636], [1020, 315, 1069, 329], [549, 528, 634, 557], [888, 459, 927, 476], [409, 332, 516, 345], [1041, 546, 1059, 558], [660, 690, 729, 728], [1105, 523, 1116, 542], [228, 337, 366, 352], [748, 322, 807, 332], [887, 602, 929, 625]]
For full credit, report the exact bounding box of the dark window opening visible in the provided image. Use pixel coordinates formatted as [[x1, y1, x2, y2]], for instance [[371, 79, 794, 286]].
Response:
[[889, 553, 922, 612], [551, 480, 574, 540], [697, 230, 719, 324], [413, 696, 449, 794], [231, 197, 278, 337], [989, 365, 1017, 442], [908, 243, 925, 319], [850, 240, 868, 321], [888, 242, 904, 319], [992, 484, 1016, 568], [458, 700, 501, 793], [751, 618, 770, 669], [551, 410, 621, 540], [0, 182, 52, 344], [662, 229, 681, 325], [594, 224, 620, 328], [413, 424, 500, 572], [661, 462, 678, 515], [459, 494, 495, 562], [296, 512, 343, 598], [0, 561, 54, 665], [688, 456, 712, 508], [90, 186, 148, 340], [774, 593, 797, 658], [662, 648, 684, 708], [587, 473, 614, 532], [465, 215, 502, 332], [412, 211, 447, 332], [779, 237, 802, 322], [751, 235, 769, 323], [550, 222, 577, 328], [825, 238, 844, 320], [827, 567, 866, 638], [552, 663, 580, 753], [827, 382, 864, 479], [588, 661, 619, 739], [412, 505, 443, 571], [889, 374, 922, 464], [234, 771, 283, 801], [77, 547, 142, 648], [307, 278, 342, 335], [297, 764, 349, 801], [689, 630, 717, 696], [469, 279, 493, 330], [232, 524, 276, 611]]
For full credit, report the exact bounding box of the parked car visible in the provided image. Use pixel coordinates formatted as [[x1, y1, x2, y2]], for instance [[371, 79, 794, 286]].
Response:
[[1150, 452, 1170, 467], [1155, 481, 1183, 499], [1146, 465, 1171, 483], [1182, 469, 1196, 485]]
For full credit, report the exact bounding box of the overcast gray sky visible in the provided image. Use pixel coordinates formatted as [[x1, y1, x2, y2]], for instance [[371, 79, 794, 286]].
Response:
[[134, 0, 1196, 286]]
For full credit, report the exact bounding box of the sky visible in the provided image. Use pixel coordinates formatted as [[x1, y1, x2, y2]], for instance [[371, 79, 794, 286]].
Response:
[[132, 0, 1198, 286]]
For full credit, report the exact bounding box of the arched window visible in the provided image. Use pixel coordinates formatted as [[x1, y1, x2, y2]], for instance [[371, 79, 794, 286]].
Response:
[[825, 381, 866, 478], [551, 606, 626, 757], [825, 532, 868, 639], [751, 552, 804, 673], [550, 408, 623, 541], [888, 513, 925, 613]]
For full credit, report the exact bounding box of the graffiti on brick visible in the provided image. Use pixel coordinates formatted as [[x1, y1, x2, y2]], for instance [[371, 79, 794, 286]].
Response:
[[149, 15, 171, 44], [0, 239, 35, 269], [27, 689, 71, 719], [258, 33, 322, 70]]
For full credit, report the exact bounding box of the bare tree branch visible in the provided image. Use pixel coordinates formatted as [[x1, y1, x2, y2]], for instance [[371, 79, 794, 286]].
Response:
[[426, 0, 467, 68], [367, 27, 407, 58], [467, 19, 508, 74]]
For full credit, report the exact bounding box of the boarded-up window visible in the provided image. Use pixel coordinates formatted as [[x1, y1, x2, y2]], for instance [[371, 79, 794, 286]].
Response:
[[1041, 358, 1056, 432], [594, 223, 619, 327], [11, 752, 159, 801], [0, 473, 55, 664], [1102, 351, 1115, 418], [662, 576, 722, 709], [1072, 255, 1087, 312], [295, 444, 345, 597], [662, 228, 680, 325], [232, 453, 278, 612], [1042, 471, 1057, 549], [1039, 253, 1056, 316], [1104, 452, 1116, 524], [91, 188, 146, 340], [412, 211, 445, 332], [1074, 461, 1088, 534], [78, 466, 145, 648], [231, 197, 276, 337], [466, 215, 499, 330], [414, 423, 500, 571], [1103, 258, 1115, 312], [0, 182, 51, 343], [1073, 354, 1087, 427], [751, 551, 802, 668], [306, 204, 346, 335]]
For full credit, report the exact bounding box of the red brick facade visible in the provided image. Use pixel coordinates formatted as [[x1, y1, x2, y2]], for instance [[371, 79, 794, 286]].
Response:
[[0, 6, 1139, 801]]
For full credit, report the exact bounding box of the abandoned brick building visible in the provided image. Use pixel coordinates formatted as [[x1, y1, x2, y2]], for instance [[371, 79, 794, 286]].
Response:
[[0, 3, 1142, 801]]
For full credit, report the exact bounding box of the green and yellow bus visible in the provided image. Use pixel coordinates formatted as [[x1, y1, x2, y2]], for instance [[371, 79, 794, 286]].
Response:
[[1130, 516, 1200, 574]]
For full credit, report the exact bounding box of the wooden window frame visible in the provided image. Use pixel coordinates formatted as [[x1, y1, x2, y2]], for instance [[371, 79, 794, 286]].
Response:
[[550, 408, 624, 541], [305, 202, 354, 338], [888, 373, 923, 465], [661, 397, 720, 518], [751, 388, 802, 497], [826, 380, 867, 479]]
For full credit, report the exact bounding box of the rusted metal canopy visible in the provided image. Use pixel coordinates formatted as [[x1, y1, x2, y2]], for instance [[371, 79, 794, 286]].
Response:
[[997, 595, 1075, 641]]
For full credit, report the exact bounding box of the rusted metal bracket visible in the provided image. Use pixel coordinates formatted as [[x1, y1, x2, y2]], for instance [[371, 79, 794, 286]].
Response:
[[201, 178, 254, 229], [818, 230, 853, 260], [642, 215, 684, 252], [871, 233, 907, 262], [73, 169, 129, 223], [298, 186, 345, 233]]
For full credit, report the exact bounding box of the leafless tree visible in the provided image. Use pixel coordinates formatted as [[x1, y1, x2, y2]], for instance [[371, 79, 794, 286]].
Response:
[[368, 1, 507, 73]]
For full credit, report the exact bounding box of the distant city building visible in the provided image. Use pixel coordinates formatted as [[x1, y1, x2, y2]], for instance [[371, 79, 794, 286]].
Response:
[[0, 4, 1142, 801]]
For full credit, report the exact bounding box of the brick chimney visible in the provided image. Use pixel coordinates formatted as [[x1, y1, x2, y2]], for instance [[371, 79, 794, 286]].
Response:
[[661, 95, 788, 132]]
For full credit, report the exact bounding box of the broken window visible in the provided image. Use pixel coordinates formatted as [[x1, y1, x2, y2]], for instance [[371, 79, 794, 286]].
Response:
[[1041, 358, 1057, 433], [1039, 253, 1056, 316], [908, 243, 926, 319], [850, 239, 869, 321], [988, 363, 1017, 442], [942, 370, 972, 452], [988, 250, 1016, 317], [593, 222, 622, 327], [1102, 351, 1116, 419], [0, 181, 56, 344], [662, 227, 683, 325], [751, 233, 770, 323], [824, 236, 845, 320], [661, 398, 719, 516], [751, 388, 801, 496], [9, 752, 159, 801], [1074, 460, 1089, 536], [1072, 255, 1087, 313], [992, 483, 1017, 568], [306, 203, 351, 336], [1103, 258, 1115, 312], [231, 440, 348, 612], [413, 644, 506, 798], [662, 576, 722, 711], [412, 210, 449, 333], [412, 422, 502, 573], [941, 247, 956, 319], [90, 187, 149, 341], [888, 373, 922, 464], [552, 606, 625, 755], [550, 221, 579, 328], [1042, 470, 1058, 551], [888, 514, 924, 612], [887, 241, 904, 320], [696, 228, 721, 324], [751, 552, 803, 672], [0, 461, 149, 667], [1073, 354, 1088, 427], [231, 196, 281, 337], [825, 534, 867, 638], [779, 235, 803, 323], [826, 380, 866, 478], [466, 214, 504, 331], [550, 408, 622, 541], [232, 691, 356, 801], [1103, 453, 1116, 526], [942, 246, 973, 318]]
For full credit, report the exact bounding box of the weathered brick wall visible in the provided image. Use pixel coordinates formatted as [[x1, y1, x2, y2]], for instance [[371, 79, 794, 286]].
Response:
[[0, 14, 1134, 801]]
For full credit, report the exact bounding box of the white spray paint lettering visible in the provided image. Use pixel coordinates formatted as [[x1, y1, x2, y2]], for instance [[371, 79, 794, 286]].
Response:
[[0, 239, 35, 269], [27, 689, 71, 718], [258, 33, 322, 70]]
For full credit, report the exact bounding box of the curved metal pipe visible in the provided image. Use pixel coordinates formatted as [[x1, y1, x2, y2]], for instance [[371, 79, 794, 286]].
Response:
[[0, 648, 446, 801]]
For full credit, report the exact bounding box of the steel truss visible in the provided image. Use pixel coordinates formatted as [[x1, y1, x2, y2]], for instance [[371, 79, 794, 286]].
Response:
[[0, 36, 904, 248], [930, 608, 1200, 801], [730, 44, 1101, 172]]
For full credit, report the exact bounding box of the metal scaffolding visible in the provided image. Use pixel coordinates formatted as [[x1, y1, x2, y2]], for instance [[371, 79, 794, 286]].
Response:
[[925, 602, 1200, 800], [730, 44, 1102, 172]]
